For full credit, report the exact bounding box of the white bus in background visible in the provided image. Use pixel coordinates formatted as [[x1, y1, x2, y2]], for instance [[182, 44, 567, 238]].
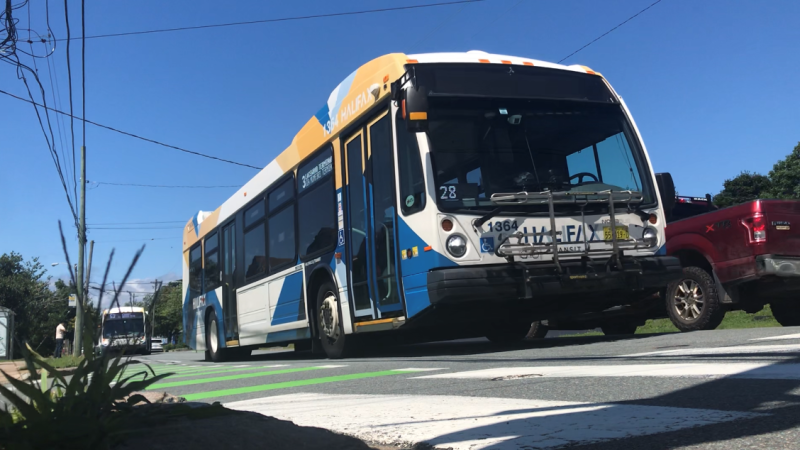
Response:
[[98, 306, 151, 355]]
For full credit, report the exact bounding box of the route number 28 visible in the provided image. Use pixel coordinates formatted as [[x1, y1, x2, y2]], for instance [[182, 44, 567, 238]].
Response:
[[439, 185, 457, 200], [486, 220, 519, 232]]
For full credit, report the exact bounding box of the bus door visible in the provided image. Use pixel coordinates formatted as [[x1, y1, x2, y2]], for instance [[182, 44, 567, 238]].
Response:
[[343, 110, 404, 321], [221, 221, 239, 341]]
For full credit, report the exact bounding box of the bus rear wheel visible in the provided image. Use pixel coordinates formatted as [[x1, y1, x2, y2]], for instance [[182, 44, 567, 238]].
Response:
[[205, 310, 226, 363], [316, 282, 350, 359], [486, 322, 530, 345]]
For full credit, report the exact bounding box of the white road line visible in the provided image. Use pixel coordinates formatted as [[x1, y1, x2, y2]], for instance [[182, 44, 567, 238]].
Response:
[[751, 333, 800, 341], [232, 365, 251, 368], [413, 363, 800, 380], [226, 393, 763, 450], [620, 343, 800, 357]]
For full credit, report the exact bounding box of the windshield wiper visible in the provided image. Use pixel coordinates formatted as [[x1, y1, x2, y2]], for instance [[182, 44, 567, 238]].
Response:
[[474, 206, 507, 228]]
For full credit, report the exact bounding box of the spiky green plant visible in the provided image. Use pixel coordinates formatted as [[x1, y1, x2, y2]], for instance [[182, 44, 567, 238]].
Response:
[[0, 222, 174, 449]]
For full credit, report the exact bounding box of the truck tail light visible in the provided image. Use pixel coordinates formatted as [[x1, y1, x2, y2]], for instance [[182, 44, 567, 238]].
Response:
[[742, 213, 767, 243]]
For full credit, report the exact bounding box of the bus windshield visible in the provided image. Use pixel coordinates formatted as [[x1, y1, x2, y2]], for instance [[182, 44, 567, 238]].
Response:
[[102, 318, 145, 338], [427, 99, 652, 211]]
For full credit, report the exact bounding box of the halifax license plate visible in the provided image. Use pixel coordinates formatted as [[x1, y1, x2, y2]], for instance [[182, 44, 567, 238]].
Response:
[[603, 225, 630, 241]]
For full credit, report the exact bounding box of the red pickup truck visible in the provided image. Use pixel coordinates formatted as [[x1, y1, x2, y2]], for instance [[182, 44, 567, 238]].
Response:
[[661, 177, 800, 331]]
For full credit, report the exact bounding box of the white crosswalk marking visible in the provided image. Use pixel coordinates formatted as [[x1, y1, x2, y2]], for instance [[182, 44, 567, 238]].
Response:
[[620, 343, 800, 357], [751, 333, 800, 341], [412, 363, 800, 380], [226, 393, 764, 450]]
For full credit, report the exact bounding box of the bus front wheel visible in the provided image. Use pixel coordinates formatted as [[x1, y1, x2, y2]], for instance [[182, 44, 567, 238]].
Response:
[[486, 321, 530, 345], [316, 282, 350, 359], [205, 310, 226, 363]]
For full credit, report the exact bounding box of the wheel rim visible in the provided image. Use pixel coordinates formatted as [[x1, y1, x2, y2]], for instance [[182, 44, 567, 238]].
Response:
[[319, 292, 340, 341], [673, 279, 704, 321], [209, 318, 218, 353]]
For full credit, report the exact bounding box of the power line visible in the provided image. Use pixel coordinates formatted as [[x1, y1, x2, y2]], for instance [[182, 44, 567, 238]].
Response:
[[89, 220, 185, 225], [93, 237, 177, 243], [89, 226, 184, 230], [56, 1, 487, 41], [63, 0, 77, 204], [0, 88, 262, 169], [558, 0, 664, 64], [88, 180, 240, 189]]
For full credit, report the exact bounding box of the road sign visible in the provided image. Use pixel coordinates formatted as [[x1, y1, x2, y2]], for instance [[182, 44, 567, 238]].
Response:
[[68, 294, 77, 308]]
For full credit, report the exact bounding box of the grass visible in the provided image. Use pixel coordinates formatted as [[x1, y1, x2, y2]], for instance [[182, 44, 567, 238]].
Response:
[[561, 305, 781, 337], [20, 355, 85, 371]]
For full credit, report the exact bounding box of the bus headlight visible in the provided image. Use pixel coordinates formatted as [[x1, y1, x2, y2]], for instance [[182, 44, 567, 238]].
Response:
[[446, 234, 468, 257], [642, 227, 658, 247], [101, 338, 109, 346]]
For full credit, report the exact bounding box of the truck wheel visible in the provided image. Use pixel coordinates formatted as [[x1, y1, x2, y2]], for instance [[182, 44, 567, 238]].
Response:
[[666, 266, 725, 332], [525, 321, 549, 339], [486, 322, 530, 345], [205, 310, 227, 363], [316, 282, 350, 359], [770, 300, 800, 327], [601, 323, 638, 335]]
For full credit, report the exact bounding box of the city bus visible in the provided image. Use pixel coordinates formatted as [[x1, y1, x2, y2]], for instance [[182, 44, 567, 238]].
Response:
[[97, 306, 151, 355], [182, 51, 681, 360]]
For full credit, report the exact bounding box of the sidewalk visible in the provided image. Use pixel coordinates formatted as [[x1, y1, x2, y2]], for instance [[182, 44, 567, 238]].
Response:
[[0, 360, 28, 383]]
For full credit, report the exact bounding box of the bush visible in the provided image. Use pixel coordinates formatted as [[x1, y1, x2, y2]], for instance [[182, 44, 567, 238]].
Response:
[[162, 343, 188, 352], [0, 222, 176, 450]]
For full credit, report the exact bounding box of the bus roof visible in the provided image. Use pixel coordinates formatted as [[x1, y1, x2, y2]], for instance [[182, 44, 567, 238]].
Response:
[[182, 51, 602, 252], [103, 306, 146, 315]]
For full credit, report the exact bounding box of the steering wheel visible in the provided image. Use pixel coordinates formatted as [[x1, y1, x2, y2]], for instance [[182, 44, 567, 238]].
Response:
[[569, 172, 599, 185]]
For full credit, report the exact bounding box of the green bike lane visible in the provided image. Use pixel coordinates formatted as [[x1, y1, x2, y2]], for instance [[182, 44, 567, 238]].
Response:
[[133, 359, 445, 404]]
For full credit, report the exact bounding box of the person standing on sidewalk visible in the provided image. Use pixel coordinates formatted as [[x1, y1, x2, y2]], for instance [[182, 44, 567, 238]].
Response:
[[54, 322, 66, 358]]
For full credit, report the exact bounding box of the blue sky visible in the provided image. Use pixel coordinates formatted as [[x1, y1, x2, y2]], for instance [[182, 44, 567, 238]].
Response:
[[1, 0, 798, 301]]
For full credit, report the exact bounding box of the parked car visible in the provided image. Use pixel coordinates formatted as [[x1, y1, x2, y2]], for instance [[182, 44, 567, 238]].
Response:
[[150, 336, 167, 353], [662, 176, 800, 331]]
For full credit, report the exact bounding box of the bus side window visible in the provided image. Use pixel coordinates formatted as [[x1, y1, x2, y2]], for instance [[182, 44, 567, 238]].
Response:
[[395, 109, 426, 215], [204, 232, 220, 292], [189, 245, 202, 298]]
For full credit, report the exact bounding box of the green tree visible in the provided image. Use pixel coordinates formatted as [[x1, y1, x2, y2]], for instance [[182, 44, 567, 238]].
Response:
[[144, 280, 182, 340], [712, 171, 773, 208], [0, 252, 70, 355], [767, 142, 800, 200]]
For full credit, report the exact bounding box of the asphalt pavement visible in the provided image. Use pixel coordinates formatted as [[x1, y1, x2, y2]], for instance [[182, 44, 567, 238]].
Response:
[[130, 327, 800, 449]]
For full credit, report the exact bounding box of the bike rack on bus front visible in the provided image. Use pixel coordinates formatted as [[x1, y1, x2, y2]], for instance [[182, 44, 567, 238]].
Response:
[[489, 190, 645, 273]]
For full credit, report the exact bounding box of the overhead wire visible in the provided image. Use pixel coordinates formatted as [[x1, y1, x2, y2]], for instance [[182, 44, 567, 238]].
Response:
[[0, 88, 262, 169], [62, 0, 78, 205], [55, 1, 488, 42], [88, 180, 241, 189], [1, 0, 79, 226], [558, 0, 664, 64]]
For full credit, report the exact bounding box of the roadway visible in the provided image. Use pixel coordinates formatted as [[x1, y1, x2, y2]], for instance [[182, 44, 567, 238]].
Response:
[[134, 327, 800, 449]]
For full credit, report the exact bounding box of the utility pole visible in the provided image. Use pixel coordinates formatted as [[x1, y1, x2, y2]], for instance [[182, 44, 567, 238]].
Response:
[[73, 0, 88, 357]]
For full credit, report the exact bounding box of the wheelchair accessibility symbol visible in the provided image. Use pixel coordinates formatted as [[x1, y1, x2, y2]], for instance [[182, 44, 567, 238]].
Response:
[[480, 237, 494, 253], [337, 229, 345, 247]]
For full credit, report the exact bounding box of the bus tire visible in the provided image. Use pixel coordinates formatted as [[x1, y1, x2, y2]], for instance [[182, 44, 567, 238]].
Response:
[[770, 299, 800, 327], [316, 282, 349, 359], [526, 321, 549, 339], [600, 322, 638, 335], [666, 266, 725, 332], [486, 322, 530, 345], [205, 309, 226, 363]]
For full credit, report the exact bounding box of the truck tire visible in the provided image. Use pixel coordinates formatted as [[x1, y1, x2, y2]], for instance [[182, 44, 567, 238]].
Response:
[[666, 266, 725, 332], [316, 282, 351, 359], [486, 322, 530, 345], [525, 321, 549, 339], [601, 323, 638, 335], [770, 300, 800, 327]]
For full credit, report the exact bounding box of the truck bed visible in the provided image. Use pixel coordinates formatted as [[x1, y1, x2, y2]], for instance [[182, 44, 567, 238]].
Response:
[[666, 199, 800, 284]]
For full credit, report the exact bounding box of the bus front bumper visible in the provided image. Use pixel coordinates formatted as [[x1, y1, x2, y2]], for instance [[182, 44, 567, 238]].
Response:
[[426, 256, 682, 305]]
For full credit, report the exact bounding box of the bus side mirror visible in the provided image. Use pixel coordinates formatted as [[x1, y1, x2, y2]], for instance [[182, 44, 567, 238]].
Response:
[[655, 172, 676, 221], [404, 84, 429, 133]]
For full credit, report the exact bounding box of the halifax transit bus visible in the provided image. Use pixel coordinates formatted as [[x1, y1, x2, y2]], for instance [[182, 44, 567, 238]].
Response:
[[182, 51, 682, 361]]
